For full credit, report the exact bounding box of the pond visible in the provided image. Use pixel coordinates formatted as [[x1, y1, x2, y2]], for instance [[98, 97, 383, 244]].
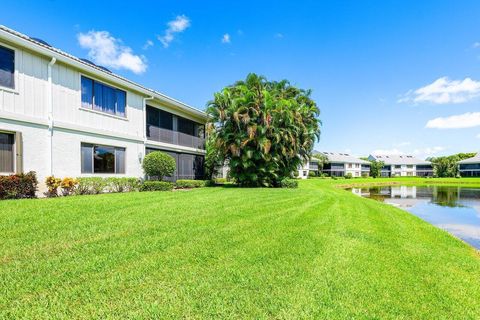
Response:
[[350, 185, 480, 249]]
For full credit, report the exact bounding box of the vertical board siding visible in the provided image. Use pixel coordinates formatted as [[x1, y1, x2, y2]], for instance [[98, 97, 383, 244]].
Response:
[[0, 44, 144, 140]]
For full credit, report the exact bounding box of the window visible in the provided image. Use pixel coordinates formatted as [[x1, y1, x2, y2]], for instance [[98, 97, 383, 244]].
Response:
[[0, 132, 14, 172], [0, 45, 14, 89], [395, 165, 401, 169], [406, 165, 413, 169], [178, 117, 195, 136], [348, 163, 352, 168], [81, 143, 125, 174], [81, 76, 126, 117]]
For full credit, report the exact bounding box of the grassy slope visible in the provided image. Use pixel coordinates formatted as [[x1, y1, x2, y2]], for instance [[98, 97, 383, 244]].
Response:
[[1, 179, 480, 319]]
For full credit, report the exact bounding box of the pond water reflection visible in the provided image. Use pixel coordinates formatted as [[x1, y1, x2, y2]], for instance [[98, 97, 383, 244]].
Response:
[[350, 185, 480, 249]]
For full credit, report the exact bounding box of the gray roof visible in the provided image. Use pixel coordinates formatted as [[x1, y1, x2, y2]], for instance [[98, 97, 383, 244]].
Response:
[[458, 153, 480, 164], [368, 154, 431, 165], [314, 151, 370, 164], [0, 25, 207, 119]]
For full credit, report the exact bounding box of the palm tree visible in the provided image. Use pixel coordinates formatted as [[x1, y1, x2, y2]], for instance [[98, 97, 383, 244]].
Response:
[[206, 73, 321, 187]]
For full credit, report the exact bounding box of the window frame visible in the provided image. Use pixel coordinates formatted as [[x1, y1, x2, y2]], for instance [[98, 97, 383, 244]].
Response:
[[80, 74, 127, 118], [0, 130, 16, 174], [80, 142, 126, 175], [0, 42, 18, 93]]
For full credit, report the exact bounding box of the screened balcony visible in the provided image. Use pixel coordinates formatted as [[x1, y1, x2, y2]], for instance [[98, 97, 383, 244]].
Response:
[[147, 125, 205, 149], [146, 105, 205, 150]]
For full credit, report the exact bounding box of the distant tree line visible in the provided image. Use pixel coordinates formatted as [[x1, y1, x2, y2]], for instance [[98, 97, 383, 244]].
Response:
[[428, 153, 476, 177]]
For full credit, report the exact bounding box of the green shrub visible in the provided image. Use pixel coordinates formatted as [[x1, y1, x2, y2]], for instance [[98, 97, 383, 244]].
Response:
[[106, 177, 140, 193], [280, 178, 298, 189], [139, 181, 173, 192], [0, 171, 38, 200], [142, 152, 176, 181], [175, 180, 206, 189], [345, 173, 353, 179], [75, 177, 107, 195], [214, 177, 227, 184], [308, 171, 317, 178], [361, 172, 369, 178]]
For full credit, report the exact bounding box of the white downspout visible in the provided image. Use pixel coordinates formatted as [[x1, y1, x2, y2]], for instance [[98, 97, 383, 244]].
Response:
[[47, 57, 56, 176]]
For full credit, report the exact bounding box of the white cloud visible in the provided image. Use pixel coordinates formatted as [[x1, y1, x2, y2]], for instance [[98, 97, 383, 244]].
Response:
[[221, 33, 231, 44], [396, 141, 411, 147], [143, 40, 154, 50], [77, 30, 147, 74], [274, 33, 284, 39], [426, 112, 480, 129], [473, 42, 480, 48], [476, 133, 480, 139], [158, 15, 190, 48], [398, 77, 480, 104], [413, 146, 446, 157]]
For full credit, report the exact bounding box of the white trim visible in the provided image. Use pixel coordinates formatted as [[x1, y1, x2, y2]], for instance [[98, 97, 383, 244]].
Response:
[[79, 73, 128, 119], [0, 40, 19, 94], [145, 140, 206, 155], [78, 107, 129, 121], [0, 129, 16, 174]]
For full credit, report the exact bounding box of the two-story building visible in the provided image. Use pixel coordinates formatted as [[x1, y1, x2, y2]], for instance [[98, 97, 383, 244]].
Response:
[[367, 154, 433, 177], [0, 25, 207, 190], [317, 151, 370, 177], [458, 153, 480, 177]]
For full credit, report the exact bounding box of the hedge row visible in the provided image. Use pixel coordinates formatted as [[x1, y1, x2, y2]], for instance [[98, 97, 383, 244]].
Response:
[[0, 171, 38, 200]]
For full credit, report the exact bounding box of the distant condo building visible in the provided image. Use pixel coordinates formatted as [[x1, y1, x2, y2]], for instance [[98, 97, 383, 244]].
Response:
[[316, 152, 370, 177], [458, 153, 480, 177], [367, 154, 433, 177]]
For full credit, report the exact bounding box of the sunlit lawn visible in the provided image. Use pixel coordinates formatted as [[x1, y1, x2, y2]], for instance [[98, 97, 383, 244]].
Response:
[[1, 178, 480, 318]]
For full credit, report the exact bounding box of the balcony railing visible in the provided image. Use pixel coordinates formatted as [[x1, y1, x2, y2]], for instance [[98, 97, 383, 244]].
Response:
[[147, 125, 205, 149]]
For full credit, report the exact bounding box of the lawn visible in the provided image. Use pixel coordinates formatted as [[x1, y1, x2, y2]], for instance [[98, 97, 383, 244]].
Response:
[[1, 178, 480, 319]]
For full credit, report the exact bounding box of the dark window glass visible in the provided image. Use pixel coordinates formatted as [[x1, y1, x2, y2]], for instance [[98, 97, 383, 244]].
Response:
[[0, 45, 14, 89], [103, 85, 116, 114], [116, 89, 126, 117], [94, 145, 115, 173], [81, 77, 93, 109], [159, 110, 173, 130], [93, 81, 103, 111], [178, 117, 195, 136], [146, 106, 160, 127], [0, 132, 14, 172], [81, 143, 93, 173], [81, 143, 125, 174], [82, 76, 126, 117]]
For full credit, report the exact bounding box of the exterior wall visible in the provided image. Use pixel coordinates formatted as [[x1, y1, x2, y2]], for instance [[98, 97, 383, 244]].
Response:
[[298, 160, 309, 179], [0, 36, 207, 193], [0, 119, 49, 180], [344, 162, 363, 177], [52, 128, 144, 179]]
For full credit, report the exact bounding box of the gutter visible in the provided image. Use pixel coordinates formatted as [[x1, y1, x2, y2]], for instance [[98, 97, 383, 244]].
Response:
[[0, 26, 207, 121], [47, 57, 56, 176]]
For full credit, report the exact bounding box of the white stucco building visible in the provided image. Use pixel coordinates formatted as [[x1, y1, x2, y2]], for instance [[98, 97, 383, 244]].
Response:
[[458, 153, 480, 177], [367, 154, 433, 177], [317, 151, 370, 177], [0, 25, 207, 190]]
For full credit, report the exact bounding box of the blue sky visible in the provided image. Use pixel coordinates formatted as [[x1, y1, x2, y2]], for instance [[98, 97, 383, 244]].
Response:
[[2, 0, 480, 158]]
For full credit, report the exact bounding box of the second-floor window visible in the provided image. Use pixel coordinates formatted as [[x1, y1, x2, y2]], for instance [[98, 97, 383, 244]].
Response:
[[81, 76, 126, 117], [0, 45, 14, 89]]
